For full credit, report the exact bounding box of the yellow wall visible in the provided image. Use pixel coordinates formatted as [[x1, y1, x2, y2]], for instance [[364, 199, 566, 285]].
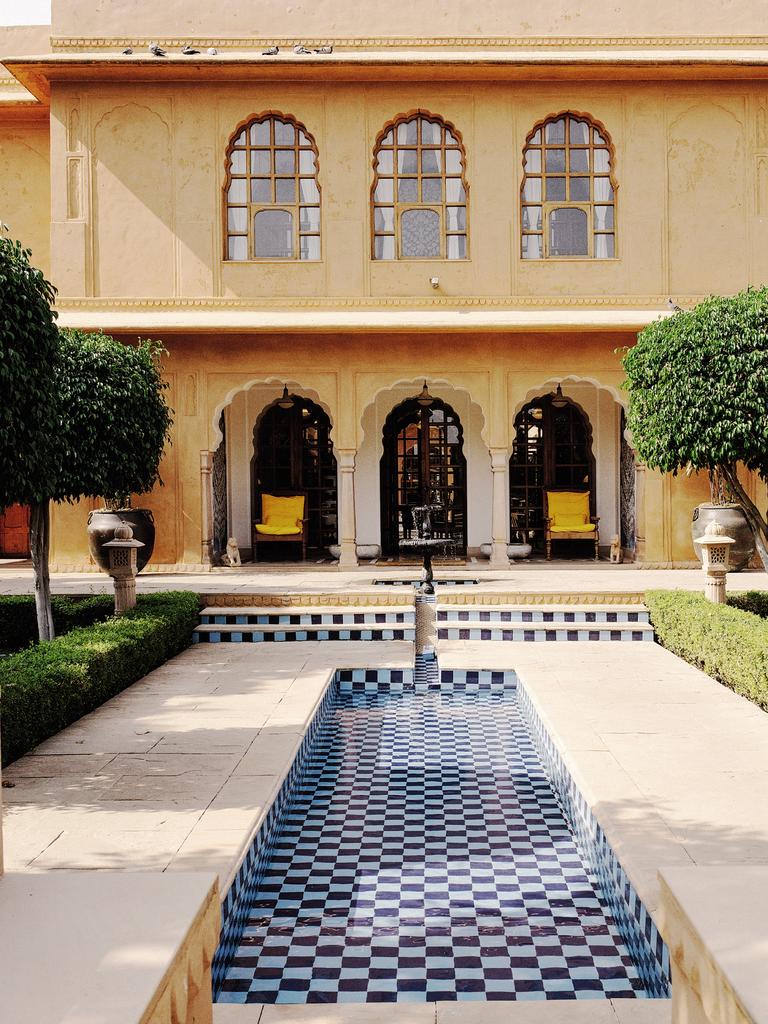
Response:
[[47, 81, 768, 304], [0, 117, 50, 276]]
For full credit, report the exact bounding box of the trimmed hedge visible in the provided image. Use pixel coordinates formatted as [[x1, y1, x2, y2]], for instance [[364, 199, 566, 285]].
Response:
[[0, 595, 117, 653], [0, 591, 200, 766], [727, 590, 768, 620], [645, 589, 768, 711]]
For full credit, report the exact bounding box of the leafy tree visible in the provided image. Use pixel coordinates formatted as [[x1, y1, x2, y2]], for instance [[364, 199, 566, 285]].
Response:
[[622, 287, 768, 569], [1, 232, 173, 640], [0, 235, 61, 639]]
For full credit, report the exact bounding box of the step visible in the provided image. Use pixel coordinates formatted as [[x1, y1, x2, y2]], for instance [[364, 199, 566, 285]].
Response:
[[199, 605, 415, 626], [193, 622, 416, 643], [437, 604, 650, 624], [437, 621, 654, 642]]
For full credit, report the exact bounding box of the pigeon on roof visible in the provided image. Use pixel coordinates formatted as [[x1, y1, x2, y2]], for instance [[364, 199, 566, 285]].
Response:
[[667, 298, 682, 312], [181, 45, 200, 55], [314, 45, 333, 54], [121, 47, 133, 54], [293, 44, 312, 54], [148, 42, 167, 56], [207, 47, 218, 55], [262, 46, 279, 55]]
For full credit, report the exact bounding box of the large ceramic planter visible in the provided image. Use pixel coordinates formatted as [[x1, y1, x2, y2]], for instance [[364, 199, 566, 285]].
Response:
[[691, 502, 754, 572], [87, 508, 155, 573]]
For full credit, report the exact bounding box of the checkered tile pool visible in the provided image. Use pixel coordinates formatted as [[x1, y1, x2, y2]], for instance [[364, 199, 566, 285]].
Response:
[[218, 678, 648, 1004]]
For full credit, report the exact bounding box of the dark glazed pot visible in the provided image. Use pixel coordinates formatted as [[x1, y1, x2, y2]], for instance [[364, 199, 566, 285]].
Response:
[[691, 502, 755, 572], [87, 508, 155, 573]]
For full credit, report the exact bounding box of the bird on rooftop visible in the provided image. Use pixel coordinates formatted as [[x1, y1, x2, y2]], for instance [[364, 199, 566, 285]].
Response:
[[121, 47, 133, 54], [667, 298, 682, 312], [207, 47, 218, 55], [262, 46, 279, 55], [181, 44, 200, 55], [314, 45, 333, 54], [148, 42, 167, 56], [293, 44, 312, 54]]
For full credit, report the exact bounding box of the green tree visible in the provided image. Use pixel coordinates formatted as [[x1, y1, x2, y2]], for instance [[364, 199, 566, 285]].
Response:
[[0, 235, 61, 639], [622, 287, 768, 569]]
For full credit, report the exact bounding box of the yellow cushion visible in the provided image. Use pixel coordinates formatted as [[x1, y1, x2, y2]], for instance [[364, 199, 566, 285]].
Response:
[[547, 491, 589, 528], [550, 522, 596, 534], [260, 493, 305, 531], [255, 524, 302, 536]]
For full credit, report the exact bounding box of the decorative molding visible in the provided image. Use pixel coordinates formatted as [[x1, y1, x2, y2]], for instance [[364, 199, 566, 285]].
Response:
[[56, 293, 705, 311], [50, 35, 768, 51]]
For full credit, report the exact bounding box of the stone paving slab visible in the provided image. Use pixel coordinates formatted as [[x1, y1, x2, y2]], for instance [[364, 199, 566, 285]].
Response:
[[1, 641, 413, 888], [1, 563, 767, 596], [440, 640, 768, 915]]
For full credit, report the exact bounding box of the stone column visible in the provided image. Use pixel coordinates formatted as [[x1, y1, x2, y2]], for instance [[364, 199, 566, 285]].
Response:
[[200, 450, 213, 567], [634, 462, 647, 564], [337, 449, 358, 568], [489, 448, 510, 568]]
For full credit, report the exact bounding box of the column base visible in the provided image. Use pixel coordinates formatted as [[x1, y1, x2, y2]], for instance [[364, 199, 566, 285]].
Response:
[[337, 542, 358, 568], [489, 541, 510, 568]]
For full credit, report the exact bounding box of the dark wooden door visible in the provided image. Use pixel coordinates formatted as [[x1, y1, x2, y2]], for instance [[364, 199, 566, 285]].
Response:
[[0, 504, 30, 557], [380, 398, 467, 556], [509, 396, 595, 550], [253, 398, 337, 552]]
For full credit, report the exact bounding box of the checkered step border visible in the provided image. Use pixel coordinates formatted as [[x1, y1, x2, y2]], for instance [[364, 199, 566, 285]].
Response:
[[201, 610, 415, 626], [374, 579, 479, 587], [437, 626, 652, 642], [517, 683, 670, 997], [216, 669, 657, 1005], [438, 609, 649, 624], [194, 625, 416, 644]]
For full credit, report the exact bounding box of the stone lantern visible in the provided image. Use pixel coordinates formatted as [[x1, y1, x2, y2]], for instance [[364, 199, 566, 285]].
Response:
[[102, 522, 145, 614], [694, 519, 736, 604]]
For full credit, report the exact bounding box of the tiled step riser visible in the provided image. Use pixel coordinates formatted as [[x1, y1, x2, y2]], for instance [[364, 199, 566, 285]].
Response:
[[438, 611, 650, 624], [201, 612, 414, 626], [438, 627, 652, 642], [194, 628, 416, 644]]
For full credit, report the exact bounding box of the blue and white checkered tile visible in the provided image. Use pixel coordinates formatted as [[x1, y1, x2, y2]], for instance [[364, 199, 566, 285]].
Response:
[[194, 627, 415, 644], [373, 579, 479, 587], [202, 611, 414, 625], [436, 628, 650, 642], [217, 677, 649, 1004], [517, 683, 670, 997]]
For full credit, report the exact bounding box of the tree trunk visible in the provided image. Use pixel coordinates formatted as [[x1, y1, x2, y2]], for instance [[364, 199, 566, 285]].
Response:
[[29, 499, 54, 641], [720, 463, 768, 572]]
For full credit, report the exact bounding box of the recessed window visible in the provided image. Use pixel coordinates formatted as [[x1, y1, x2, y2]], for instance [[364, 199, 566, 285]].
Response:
[[372, 112, 469, 260], [521, 113, 617, 260], [224, 114, 321, 261]]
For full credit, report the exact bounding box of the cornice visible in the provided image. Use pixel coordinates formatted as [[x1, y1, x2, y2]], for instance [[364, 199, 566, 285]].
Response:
[[49, 35, 768, 51], [56, 295, 700, 310]]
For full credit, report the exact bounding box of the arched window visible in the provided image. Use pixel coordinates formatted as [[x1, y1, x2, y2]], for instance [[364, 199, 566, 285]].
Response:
[[224, 114, 321, 261], [521, 113, 616, 260], [371, 111, 468, 260]]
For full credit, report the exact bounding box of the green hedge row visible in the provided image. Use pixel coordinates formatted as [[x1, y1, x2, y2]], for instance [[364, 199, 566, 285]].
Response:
[[0, 594, 117, 652], [0, 591, 200, 766], [645, 589, 768, 711], [727, 590, 768, 620]]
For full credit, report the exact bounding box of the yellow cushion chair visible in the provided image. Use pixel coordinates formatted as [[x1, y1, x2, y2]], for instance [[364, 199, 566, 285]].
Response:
[[545, 490, 600, 560], [253, 492, 308, 561]]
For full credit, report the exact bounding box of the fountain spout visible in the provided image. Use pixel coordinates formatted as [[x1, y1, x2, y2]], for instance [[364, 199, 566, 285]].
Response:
[[398, 504, 454, 594]]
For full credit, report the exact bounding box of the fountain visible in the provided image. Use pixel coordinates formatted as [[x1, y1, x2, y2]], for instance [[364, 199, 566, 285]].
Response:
[[398, 504, 455, 595]]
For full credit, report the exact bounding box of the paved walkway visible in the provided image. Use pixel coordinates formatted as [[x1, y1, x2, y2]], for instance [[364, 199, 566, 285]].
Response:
[[2, 561, 767, 596]]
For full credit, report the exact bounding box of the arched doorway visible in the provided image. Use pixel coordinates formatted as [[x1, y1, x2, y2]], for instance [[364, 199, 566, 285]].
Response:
[[509, 394, 595, 553], [380, 397, 467, 557], [252, 396, 338, 554]]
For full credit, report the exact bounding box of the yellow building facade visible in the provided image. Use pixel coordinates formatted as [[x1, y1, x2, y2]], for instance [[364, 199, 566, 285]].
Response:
[[2, 2, 768, 569]]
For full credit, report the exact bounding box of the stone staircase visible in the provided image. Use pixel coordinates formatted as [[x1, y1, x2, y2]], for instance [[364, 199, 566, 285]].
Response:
[[436, 603, 654, 642], [193, 604, 416, 643]]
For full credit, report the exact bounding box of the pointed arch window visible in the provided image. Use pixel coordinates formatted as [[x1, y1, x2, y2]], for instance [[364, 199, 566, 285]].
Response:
[[224, 114, 321, 261], [521, 113, 616, 260], [372, 112, 468, 260]]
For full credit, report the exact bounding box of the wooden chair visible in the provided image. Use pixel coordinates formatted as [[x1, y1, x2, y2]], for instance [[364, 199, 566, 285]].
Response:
[[544, 489, 600, 561], [253, 491, 309, 561]]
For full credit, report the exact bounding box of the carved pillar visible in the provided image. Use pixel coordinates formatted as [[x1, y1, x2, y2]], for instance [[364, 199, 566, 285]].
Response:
[[489, 448, 510, 568], [200, 450, 213, 567], [634, 462, 647, 564], [337, 449, 358, 568]]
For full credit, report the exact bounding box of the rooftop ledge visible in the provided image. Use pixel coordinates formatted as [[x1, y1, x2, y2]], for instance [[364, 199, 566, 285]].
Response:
[[7, 48, 768, 101], [54, 303, 671, 333]]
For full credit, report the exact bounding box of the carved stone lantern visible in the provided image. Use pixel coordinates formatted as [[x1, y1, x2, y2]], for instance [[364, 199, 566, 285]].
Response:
[[694, 519, 736, 604], [102, 522, 145, 614]]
